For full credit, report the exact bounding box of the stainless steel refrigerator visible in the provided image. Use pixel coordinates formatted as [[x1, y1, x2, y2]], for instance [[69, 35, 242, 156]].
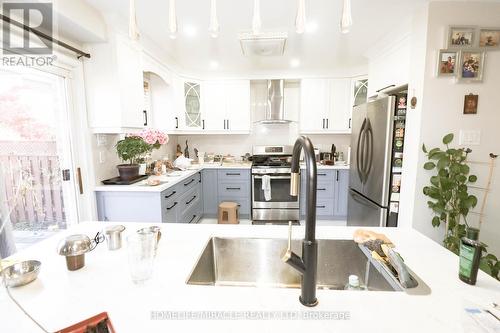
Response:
[[347, 89, 407, 227]]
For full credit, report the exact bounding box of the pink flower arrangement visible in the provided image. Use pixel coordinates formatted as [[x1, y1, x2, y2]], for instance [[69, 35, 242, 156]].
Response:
[[126, 129, 169, 151]]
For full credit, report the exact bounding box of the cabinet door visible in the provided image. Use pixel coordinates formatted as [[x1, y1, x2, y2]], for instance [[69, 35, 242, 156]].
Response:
[[180, 81, 202, 130], [202, 169, 218, 217], [115, 37, 145, 128], [327, 79, 352, 132], [226, 80, 251, 132], [299, 79, 328, 132], [334, 170, 349, 217], [203, 81, 226, 131]]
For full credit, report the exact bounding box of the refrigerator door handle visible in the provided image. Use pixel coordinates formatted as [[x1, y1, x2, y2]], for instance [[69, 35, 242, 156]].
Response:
[[365, 123, 374, 180], [356, 119, 367, 184]]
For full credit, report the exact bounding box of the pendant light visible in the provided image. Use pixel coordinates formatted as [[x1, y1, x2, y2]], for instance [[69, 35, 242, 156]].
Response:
[[168, 0, 178, 39], [295, 0, 306, 34], [252, 0, 262, 34], [340, 0, 353, 34], [128, 0, 139, 40], [208, 0, 220, 38]]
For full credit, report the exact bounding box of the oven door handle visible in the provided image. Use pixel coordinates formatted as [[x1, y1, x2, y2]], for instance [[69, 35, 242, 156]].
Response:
[[253, 175, 292, 180]]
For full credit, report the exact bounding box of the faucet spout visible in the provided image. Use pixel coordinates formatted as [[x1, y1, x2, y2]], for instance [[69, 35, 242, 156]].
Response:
[[283, 136, 318, 307]]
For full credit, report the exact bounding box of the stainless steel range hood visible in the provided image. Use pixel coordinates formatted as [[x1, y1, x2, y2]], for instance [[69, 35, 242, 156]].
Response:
[[256, 80, 292, 124]]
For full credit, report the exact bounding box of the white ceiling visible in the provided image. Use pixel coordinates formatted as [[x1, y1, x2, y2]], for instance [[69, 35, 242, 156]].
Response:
[[84, 0, 429, 77]]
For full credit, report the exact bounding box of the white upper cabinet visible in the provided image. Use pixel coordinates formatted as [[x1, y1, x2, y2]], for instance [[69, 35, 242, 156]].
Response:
[[84, 33, 145, 133], [300, 78, 355, 134], [202, 80, 251, 134]]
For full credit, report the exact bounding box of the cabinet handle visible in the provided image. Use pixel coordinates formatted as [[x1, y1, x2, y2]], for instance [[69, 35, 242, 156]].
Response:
[[336, 170, 339, 182], [317, 188, 326, 191], [318, 173, 327, 176], [317, 205, 326, 209], [165, 191, 177, 199], [184, 179, 195, 186], [223, 120, 226, 130], [167, 202, 178, 210], [349, 118, 352, 129], [143, 110, 148, 126], [202, 119, 205, 130], [186, 195, 197, 205], [227, 119, 230, 130], [226, 173, 241, 176], [326, 118, 329, 129], [226, 187, 241, 191], [322, 119, 325, 129], [188, 215, 197, 224], [175, 117, 179, 129]]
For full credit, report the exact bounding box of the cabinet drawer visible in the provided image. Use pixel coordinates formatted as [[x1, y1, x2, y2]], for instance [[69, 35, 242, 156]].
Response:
[[180, 200, 202, 224], [180, 172, 201, 192], [316, 170, 335, 180], [315, 199, 334, 217], [217, 182, 250, 198], [218, 169, 250, 182], [179, 185, 201, 216], [162, 199, 178, 223], [218, 197, 251, 216], [316, 182, 334, 199], [162, 186, 179, 201]]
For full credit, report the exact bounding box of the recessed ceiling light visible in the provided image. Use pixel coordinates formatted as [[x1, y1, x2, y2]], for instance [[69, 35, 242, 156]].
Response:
[[290, 58, 300, 68], [184, 25, 197, 37], [209, 61, 219, 69], [306, 21, 318, 33]]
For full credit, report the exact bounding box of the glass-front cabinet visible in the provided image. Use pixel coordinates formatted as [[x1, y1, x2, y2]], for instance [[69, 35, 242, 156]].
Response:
[[352, 78, 369, 107], [183, 81, 202, 128]]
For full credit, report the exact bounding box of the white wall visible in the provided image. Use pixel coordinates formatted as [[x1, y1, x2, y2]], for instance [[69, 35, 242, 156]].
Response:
[[405, 2, 500, 258]]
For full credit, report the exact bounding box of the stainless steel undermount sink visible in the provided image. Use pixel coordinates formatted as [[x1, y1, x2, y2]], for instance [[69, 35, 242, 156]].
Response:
[[186, 237, 430, 294]]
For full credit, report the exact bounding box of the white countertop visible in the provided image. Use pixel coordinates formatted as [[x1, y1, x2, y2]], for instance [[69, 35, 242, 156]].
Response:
[[94, 163, 349, 193], [2, 223, 499, 333]]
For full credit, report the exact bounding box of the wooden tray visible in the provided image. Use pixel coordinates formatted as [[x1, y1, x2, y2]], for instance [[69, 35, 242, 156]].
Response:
[[101, 175, 148, 185], [56, 312, 115, 333]]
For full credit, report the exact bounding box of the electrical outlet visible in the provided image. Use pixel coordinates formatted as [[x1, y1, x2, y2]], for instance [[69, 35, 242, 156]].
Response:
[[459, 130, 481, 146], [99, 151, 106, 164], [96, 134, 107, 147]]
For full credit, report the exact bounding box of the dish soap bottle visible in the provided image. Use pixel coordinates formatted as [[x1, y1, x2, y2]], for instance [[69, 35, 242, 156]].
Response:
[[344, 275, 364, 291], [459, 227, 482, 285]]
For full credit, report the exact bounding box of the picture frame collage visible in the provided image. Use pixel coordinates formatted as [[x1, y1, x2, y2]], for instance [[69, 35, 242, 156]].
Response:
[[437, 26, 499, 82]]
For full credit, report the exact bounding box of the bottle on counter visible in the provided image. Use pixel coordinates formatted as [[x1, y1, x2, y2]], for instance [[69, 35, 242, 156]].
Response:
[[344, 275, 364, 291], [459, 227, 482, 285]]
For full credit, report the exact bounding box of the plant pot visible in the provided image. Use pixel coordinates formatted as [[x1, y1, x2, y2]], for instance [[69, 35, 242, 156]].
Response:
[[117, 164, 140, 181]]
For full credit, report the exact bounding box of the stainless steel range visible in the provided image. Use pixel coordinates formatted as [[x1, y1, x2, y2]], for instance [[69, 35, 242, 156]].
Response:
[[251, 145, 300, 224]]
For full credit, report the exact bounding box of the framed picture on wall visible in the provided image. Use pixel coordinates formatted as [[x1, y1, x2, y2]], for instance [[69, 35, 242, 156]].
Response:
[[448, 26, 477, 48], [463, 94, 479, 114], [459, 50, 485, 82], [479, 28, 500, 49], [437, 49, 458, 77]]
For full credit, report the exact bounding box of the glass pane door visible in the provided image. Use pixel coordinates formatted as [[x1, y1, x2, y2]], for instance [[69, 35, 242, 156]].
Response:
[[253, 176, 296, 203], [0, 67, 78, 251]]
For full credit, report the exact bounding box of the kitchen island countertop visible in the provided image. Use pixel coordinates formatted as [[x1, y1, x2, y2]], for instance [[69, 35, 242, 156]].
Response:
[[1, 222, 499, 333]]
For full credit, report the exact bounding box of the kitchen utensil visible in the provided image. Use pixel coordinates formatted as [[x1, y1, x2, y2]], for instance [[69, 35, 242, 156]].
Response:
[[137, 226, 161, 254], [184, 140, 190, 158], [104, 225, 126, 251], [57, 233, 103, 271], [331, 144, 337, 157], [127, 232, 156, 284], [2, 260, 41, 287]]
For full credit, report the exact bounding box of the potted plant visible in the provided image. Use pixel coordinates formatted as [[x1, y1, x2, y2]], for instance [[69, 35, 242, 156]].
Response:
[[115, 129, 169, 180], [422, 133, 499, 280]]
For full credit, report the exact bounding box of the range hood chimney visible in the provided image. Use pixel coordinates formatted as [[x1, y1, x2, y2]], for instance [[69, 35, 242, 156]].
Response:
[[257, 80, 292, 124]]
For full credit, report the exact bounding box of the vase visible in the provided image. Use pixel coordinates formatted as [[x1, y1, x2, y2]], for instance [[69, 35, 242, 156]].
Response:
[[138, 163, 147, 175], [117, 164, 139, 181]]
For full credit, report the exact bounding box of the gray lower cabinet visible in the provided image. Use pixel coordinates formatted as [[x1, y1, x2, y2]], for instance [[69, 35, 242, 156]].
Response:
[[201, 168, 251, 219], [300, 169, 349, 220], [202, 169, 218, 217], [96, 171, 203, 223]]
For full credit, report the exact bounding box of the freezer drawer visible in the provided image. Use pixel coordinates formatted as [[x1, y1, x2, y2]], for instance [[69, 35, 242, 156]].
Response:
[[347, 189, 387, 227]]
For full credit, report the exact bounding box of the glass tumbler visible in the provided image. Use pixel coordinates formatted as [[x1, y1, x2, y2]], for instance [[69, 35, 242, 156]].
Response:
[[127, 231, 156, 284]]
